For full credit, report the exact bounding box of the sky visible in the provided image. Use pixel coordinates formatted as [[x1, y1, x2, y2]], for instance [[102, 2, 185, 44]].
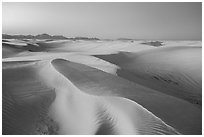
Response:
[[2, 2, 202, 40]]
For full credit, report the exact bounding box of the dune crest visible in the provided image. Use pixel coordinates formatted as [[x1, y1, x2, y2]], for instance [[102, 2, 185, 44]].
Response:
[[37, 59, 180, 135]]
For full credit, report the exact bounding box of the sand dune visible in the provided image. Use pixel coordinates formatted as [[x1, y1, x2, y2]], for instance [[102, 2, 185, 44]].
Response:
[[3, 59, 180, 134], [2, 61, 56, 134], [3, 39, 201, 56], [47, 59, 201, 134], [3, 39, 155, 55], [95, 46, 202, 106], [39, 59, 180, 134], [163, 41, 202, 48], [2, 52, 119, 75], [2, 40, 202, 135], [2, 45, 24, 58]]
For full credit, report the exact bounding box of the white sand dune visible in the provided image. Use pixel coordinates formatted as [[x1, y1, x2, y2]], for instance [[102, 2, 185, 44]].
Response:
[[45, 58, 202, 135], [3, 58, 201, 134], [3, 59, 180, 135], [36, 40, 156, 55], [163, 41, 202, 48], [2, 52, 119, 75], [38, 59, 179, 135], [2, 40, 202, 135], [95, 46, 202, 105], [2, 39, 40, 48], [3, 41, 27, 46]]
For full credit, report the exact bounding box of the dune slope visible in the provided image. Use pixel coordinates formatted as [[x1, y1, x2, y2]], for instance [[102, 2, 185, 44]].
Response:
[[41, 59, 180, 134], [2, 61, 56, 134], [49, 59, 201, 134], [2, 40, 202, 135], [2, 59, 181, 135], [94, 46, 202, 106]]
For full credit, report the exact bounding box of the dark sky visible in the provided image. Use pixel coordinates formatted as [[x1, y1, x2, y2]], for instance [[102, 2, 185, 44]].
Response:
[[2, 2, 202, 40]]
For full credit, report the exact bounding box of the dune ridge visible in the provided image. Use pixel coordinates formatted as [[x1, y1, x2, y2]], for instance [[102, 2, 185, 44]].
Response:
[[36, 58, 180, 135], [43, 58, 201, 134], [3, 56, 200, 134], [94, 46, 202, 106], [2, 39, 201, 135], [2, 52, 119, 75]]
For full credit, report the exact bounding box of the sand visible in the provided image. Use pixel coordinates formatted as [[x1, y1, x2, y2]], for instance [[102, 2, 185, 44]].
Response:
[[35, 59, 181, 134], [2, 61, 56, 134], [95, 46, 202, 106], [48, 59, 201, 134], [2, 39, 202, 135]]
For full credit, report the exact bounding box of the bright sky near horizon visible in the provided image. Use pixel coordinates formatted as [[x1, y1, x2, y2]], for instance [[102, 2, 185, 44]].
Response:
[[2, 2, 202, 40]]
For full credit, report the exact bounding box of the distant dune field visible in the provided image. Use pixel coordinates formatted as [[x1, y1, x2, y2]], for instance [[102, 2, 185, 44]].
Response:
[[2, 39, 202, 135]]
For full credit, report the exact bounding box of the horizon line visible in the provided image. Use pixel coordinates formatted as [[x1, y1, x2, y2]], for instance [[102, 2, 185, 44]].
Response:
[[2, 33, 202, 41]]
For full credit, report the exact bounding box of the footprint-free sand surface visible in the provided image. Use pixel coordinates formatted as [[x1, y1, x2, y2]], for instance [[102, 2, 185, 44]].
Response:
[[2, 39, 202, 135]]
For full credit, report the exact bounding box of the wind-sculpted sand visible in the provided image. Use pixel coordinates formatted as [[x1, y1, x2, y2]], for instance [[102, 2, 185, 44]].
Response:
[[95, 46, 202, 106], [2, 40, 202, 135], [3, 59, 179, 134]]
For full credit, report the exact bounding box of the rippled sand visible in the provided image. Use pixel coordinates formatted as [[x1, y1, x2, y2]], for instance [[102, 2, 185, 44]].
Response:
[[2, 39, 202, 134]]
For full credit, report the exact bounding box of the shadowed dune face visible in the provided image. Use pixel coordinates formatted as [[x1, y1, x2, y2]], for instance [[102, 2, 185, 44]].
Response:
[[2, 39, 70, 55], [49, 59, 201, 135], [2, 42, 47, 53], [94, 46, 202, 106], [2, 61, 56, 135], [2, 43, 26, 58], [140, 41, 163, 47]]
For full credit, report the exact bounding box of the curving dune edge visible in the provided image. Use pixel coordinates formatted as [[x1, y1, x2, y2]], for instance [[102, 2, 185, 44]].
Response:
[[2, 40, 201, 135], [38, 58, 180, 135]]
